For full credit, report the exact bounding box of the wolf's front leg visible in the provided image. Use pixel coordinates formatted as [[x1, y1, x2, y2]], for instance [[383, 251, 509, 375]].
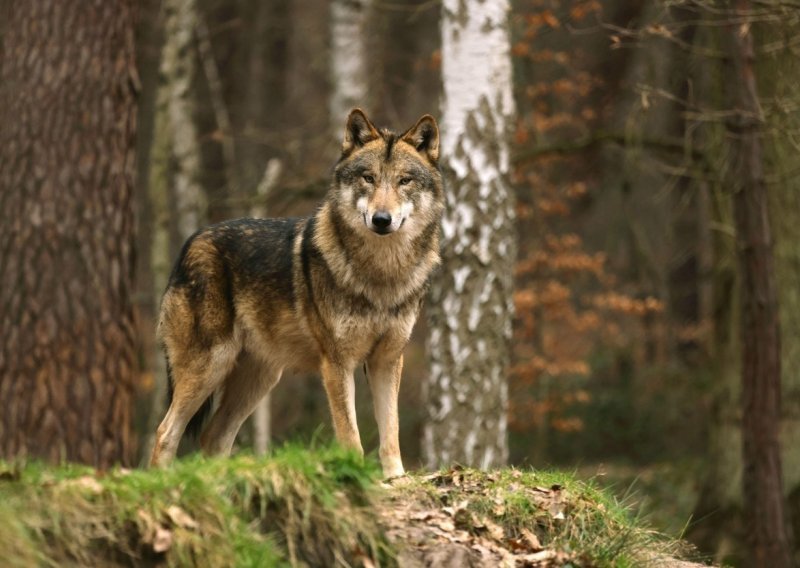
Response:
[[320, 357, 363, 455], [366, 351, 405, 479]]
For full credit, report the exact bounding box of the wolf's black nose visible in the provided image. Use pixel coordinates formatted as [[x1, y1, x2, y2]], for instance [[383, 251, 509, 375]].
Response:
[[372, 211, 392, 229]]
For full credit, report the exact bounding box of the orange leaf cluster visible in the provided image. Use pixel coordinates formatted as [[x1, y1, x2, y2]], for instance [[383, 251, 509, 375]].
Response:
[[593, 293, 663, 316], [508, 0, 665, 437], [569, 1, 602, 22]]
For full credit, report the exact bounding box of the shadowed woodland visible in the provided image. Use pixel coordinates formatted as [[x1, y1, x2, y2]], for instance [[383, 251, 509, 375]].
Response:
[[1, 0, 799, 566]]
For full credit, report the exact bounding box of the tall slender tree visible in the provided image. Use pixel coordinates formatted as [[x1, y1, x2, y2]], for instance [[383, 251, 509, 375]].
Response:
[[329, 0, 370, 133], [157, 0, 205, 251], [725, 1, 792, 565], [0, 0, 138, 468], [142, 0, 207, 461], [760, 2, 800, 532], [424, 0, 516, 469]]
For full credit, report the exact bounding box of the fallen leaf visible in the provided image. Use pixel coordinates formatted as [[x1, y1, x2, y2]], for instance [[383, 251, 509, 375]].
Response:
[[490, 491, 506, 516], [521, 528, 543, 551], [470, 542, 495, 559], [138, 509, 173, 553], [67, 476, 103, 494], [166, 505, 198, 530], [153, 527, 173, 553], [433, 518, 456, 532], [482, 518, 505, 541], [519, 549, 558, 563]]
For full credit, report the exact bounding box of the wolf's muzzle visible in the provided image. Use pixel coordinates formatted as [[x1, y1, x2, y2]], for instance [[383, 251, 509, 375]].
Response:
[[370, 211, 393, 235]]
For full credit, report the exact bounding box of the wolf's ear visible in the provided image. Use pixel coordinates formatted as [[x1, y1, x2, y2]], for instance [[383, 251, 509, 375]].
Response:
[[343, 109, 380, 154], [401, 114, 439, 163]]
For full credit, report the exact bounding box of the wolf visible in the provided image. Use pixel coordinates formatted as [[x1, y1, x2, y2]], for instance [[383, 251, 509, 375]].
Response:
[[149, 109, 443, 478]]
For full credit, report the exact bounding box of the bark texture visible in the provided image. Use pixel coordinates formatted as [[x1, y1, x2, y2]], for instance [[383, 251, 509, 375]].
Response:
[[0, 0, 138, 467], [159, 0, 205, 247], [248, 160, 282, 455], [424, 0, 516, 469], [725, 2, 792, 565], [761, 5, 800, 517], [141, 0, 207, 461], [329, 0, 370, 136]]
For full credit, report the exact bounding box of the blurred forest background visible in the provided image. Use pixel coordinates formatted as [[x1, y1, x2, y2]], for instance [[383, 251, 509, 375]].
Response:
[[1, 0, 800, 565]]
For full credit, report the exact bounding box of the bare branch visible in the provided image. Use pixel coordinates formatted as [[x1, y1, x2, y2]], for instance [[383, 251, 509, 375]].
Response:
[[196, 15, 240, 196]]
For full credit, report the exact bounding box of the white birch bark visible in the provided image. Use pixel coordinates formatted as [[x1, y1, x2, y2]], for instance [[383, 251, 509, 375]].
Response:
[[249, 158, 282, 455], [424, 0, 516, 469], [160, 0, 205, 242], [141, 0, 205, 462], [329, 0, 369, 134]]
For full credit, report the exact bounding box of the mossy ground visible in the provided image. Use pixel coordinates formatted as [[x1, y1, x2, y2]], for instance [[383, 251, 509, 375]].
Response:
[[0, 446, 703, 567]]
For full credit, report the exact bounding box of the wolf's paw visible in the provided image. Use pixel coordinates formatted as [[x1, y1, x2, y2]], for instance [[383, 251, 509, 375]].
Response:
[[381, 459, 405, 480], [381, 473, 412, 489]]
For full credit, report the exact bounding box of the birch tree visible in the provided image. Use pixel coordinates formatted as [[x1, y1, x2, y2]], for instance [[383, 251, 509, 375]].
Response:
[[424, 0, 516, 469], [0, 0, 138, 468], [143, 0, 206, 460], [248, 159, 282, 455], [329, 0, 370, 131], [157, 0, 206, 248]]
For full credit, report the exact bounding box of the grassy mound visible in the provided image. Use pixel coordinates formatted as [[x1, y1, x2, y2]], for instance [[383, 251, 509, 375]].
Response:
[[0, 447, 701, 567], [381, 467, 700, 567], [0, 446, 389, 567]]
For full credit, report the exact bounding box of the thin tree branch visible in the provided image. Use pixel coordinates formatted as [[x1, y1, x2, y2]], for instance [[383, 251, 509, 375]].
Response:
[[196, 15, 240, 196], [513, 130, 707, 163]]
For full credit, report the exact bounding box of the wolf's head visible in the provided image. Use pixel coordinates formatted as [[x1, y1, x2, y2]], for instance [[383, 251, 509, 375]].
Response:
[[330, 109, 444, 238]]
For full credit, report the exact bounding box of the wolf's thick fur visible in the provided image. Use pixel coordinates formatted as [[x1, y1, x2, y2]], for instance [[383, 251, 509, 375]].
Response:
[[150, 110, 443, 477]]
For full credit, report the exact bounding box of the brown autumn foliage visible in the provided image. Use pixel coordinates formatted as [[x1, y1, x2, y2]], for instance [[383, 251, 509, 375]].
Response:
[[509, 1, 663, 441]]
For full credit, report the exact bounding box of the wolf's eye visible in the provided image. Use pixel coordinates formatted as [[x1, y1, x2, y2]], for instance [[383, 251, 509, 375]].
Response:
[[363, 174, 375, 184], [399, 177, 412, 186]]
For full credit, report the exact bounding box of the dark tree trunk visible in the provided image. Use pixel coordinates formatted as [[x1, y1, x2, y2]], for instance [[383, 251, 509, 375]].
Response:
[[725, 1, 792, 565], [0, 0, 138, 468]]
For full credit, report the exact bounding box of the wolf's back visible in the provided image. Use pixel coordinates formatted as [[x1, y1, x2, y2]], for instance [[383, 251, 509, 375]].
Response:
[[159, 216, 306, 357], [167, 217, 304, 295]]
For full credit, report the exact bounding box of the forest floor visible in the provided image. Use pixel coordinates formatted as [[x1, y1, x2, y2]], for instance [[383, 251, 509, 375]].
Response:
[[0, 446, 710, 567]]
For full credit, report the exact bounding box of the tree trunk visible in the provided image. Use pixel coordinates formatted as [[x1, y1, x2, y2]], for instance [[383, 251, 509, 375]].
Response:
[[248, 159, 282, 455], [141, 0, 206, 461], [760, 7, 800, 559], [159, 0, 205, 250], [285, 0, 331, 181], [0, 0, 138, 468], [771, 135, 800, 565], [329, 0, 370, 137], [424, 0, 516, 469], [725, 1, 792, 565]]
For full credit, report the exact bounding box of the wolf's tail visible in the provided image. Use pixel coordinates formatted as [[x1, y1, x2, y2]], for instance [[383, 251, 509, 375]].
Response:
[[164, 354, 213, 439]]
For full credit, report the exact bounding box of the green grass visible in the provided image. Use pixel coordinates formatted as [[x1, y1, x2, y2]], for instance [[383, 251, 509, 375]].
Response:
[[0, 447, 695, 567], [576, 460, 702, 539], [0, 445, 390, 567], [394, 466, 695, 566]]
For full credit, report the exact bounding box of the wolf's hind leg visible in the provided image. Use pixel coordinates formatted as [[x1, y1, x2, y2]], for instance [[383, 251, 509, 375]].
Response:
[[150, 339, 240, 467], [200, 352, 282, 456]]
